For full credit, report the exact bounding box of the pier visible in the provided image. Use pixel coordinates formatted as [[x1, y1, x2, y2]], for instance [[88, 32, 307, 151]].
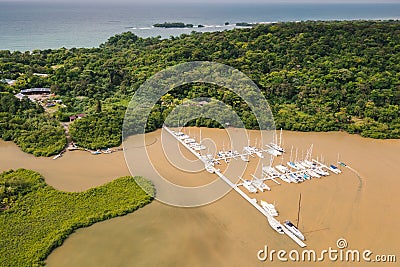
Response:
[[163, 125, 307, 248]]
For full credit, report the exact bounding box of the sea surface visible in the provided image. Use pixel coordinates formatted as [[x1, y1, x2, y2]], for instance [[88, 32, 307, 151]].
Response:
[[0, 2, 399, 51]]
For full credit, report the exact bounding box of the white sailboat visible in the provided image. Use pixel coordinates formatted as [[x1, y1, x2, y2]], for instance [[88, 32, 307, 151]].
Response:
[[283, 220, 305, 241], [239, 177, 257, 193], [279, 174, 292, 183], [251, 174, 271, 192], [205, 164, 214, 173], [275, 164, 289, 173], [268, 128, 285, 153]]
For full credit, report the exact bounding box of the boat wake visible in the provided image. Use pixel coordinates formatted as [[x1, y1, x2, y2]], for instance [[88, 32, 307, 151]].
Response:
[[127, 138, 158, 149], [346, 166, 364, 195]]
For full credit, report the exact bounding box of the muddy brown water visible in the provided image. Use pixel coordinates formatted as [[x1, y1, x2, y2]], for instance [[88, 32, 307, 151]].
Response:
[[1, 128, 399, 267]]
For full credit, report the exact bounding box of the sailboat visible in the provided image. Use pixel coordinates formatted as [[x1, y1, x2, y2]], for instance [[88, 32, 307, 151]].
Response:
[[283, 220, 305, 241], [268, 128, 285, 153], [284, 193, 305, 240], [251, 174, 271, 192], [240, 153, 250, 162], [239, 177, 257, 193]]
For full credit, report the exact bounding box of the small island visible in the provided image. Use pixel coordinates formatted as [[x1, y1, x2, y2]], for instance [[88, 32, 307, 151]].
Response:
[[153, 22, 194, 28]]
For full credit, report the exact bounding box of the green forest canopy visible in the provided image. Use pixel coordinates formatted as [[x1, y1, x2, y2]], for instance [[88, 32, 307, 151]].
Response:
[[1, 20, 399, 153]]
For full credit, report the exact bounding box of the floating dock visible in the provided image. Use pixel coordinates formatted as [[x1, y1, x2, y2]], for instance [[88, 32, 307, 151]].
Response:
[[163, 125, 307, 248]]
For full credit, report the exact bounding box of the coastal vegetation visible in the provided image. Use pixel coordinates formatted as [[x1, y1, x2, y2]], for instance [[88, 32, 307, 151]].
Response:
[[69, 108, 124, 149], [0, 92, 66, 156], [0, 20, 399, 152], [0, 169, 154, 266]]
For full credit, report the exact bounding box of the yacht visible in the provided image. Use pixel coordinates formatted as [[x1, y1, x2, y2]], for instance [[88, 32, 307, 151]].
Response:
[[193, 144, 206, 151], [287, 161, 300, 170], [243, 146, 255, 154], [265, 146, 282, 156], [232, 150, 240, 158], [255, 149, 264, 158], [307, 169, 321, 178], [268, 142, 285, 153], [267, 217, 285, 234], [262, 166, 280, 177], [242, 179, 257, 193], [178, 134, 190, 140], [300, 161, 311, 168], [91, 150, 101, 155], [279, 174, 292, 183], [329, 164, 342, 174], [275, 164, 289, 173], [302, 172, 311, 180], [240, 154, 250, 162], [184, 138, 196, 144], [289, 173, 300, 183], [295, 162, 306, 170], [52, 153, 62, 160], [260, 200, 278, 217], [205, 164, 214, 173], [314, 168, 329, 176], [283, 220, 305, 241], [304, 160, 315, 167], [251, 175, 271, 192]]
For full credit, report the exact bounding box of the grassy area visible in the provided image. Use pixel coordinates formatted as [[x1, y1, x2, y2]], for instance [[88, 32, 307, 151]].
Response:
[[0, 169, 154, 267]]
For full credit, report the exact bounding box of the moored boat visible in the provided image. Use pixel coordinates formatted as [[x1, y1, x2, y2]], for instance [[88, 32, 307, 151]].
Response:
[[241, 178, 257, 193], [267, 217, 285, 234], [260, 200, 278, 217], [52, 153, 62, 160], [329, 164, 342, 174], [283, 220, 305, 241]]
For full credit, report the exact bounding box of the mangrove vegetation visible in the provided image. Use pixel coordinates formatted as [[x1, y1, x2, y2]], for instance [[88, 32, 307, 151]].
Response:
[[0, 169, 154, 266]]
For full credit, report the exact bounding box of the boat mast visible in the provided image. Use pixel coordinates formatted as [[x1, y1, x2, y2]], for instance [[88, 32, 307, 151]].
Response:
[[296, 193, 302, 228], [279, 128, 283, 147], [290, 145, 293, 162]]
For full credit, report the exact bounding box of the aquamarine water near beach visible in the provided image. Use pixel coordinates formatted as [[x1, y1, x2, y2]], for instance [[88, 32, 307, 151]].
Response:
[[0, 2, 399, 51]]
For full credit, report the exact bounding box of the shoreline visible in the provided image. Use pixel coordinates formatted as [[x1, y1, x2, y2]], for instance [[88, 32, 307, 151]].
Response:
[[3, 127, 400, 160], [2, 19, 399, 52]]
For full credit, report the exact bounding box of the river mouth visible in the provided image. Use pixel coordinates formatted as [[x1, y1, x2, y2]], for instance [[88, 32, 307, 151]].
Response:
[[1, 128, 399, 266]]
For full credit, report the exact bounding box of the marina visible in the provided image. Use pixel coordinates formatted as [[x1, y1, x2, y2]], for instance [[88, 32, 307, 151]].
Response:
[[0, 128, 396, 266], [39, 128, 400, 267], [162, 125, 332, 248]]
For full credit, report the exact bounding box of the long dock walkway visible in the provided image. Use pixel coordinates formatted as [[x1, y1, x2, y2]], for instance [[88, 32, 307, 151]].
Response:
[[163, 125, 306, 248]]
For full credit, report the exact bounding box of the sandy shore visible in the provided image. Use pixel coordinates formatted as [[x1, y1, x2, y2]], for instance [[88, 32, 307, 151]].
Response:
[[1, 128, 399, 266]]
